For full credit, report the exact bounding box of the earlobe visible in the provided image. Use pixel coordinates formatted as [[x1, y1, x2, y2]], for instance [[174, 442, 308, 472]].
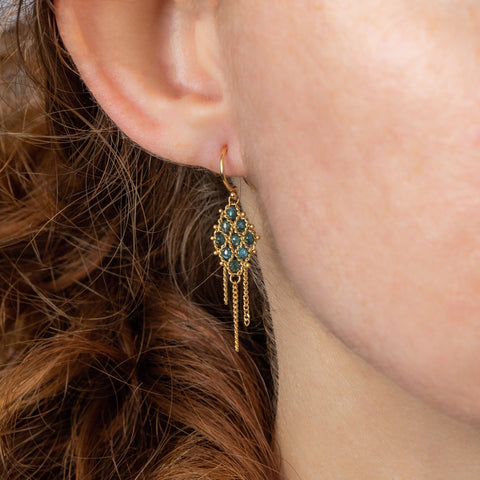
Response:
[[54, 0, 245, 176]]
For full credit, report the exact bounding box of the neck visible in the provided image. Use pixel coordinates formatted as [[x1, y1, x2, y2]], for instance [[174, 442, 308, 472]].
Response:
[[260, 241, 480, 480]]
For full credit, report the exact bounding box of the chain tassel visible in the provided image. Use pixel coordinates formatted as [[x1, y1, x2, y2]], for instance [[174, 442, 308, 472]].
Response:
[[223, 265, 229, 306], [243, 267, 250, 327], [232, 280, 240, 352]]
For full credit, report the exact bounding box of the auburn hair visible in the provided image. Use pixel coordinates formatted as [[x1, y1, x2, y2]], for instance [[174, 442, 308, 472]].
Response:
[[0, 1, 280, 479]]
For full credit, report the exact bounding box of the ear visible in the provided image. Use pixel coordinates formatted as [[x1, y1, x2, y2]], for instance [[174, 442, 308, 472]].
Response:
[[54, 0, 244, 176]]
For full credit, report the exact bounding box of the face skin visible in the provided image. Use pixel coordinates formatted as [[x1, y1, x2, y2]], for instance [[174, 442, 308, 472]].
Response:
[[54, 0, 480, 477], [216, 0, 480, 425]]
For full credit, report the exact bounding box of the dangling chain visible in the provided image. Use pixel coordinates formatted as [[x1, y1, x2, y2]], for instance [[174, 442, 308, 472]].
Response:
[[231, 279, 240, 353], [243, 266, 250, 327], [223, 265, 229, 306]]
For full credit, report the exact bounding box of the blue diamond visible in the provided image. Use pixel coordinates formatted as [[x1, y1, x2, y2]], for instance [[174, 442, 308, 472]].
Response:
[[230, 259, 241, 273], [221, 220, 231, 234], [221, 247, 232, 260], [226, 206, 237, 220], [238, 246, 249, 260], [231, 233, 241, 248], [236, 218, 246, 232], [245, 232, 255, 246], [215, 232, 225, 247]]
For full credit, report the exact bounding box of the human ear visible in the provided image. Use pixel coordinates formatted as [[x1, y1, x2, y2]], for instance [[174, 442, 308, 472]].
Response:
[[54, 0, 244, 175]]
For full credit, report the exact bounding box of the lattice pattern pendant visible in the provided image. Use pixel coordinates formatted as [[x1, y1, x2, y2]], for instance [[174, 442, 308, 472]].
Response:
[[211, 190, 259, 352]]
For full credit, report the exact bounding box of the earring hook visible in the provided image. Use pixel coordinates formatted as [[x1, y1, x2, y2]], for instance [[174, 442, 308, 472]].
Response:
[[220, 146, 238, 195]]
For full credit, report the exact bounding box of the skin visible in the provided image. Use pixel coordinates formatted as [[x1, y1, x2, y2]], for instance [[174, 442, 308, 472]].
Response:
[[55, 0, 480, 477], [220, 0, 480, 425]]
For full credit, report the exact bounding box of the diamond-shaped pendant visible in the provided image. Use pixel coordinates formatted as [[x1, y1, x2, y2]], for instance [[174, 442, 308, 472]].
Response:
[[211, 191, 259, 352]]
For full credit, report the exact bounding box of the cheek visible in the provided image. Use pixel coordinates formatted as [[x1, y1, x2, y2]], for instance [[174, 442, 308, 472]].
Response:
[[219, 1, 480, 424]]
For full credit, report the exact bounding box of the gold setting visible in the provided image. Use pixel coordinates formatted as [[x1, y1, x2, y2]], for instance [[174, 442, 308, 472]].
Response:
[[211, 147, 259, 352]]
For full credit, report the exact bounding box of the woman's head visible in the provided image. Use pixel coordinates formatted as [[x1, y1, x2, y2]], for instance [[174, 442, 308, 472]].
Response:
[[3, 1, 480, 478], [54, 0, 480, 424]]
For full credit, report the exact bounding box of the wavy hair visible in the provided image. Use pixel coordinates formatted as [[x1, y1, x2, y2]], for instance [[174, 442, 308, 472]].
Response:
[[0, 1, 280, 479]]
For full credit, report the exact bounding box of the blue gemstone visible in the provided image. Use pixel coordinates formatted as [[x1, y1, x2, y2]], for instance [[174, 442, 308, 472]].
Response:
[[226, 206, 237, 220], [221, 220, 231, 234], [236, 218, 247, 232], [230, 259, 241, 273], [238, 246, 249, 260], [245, 232, 255, 246], [215, 232, 225, 247], [231, 233, 241, 248], [221, 247, 232, 260]]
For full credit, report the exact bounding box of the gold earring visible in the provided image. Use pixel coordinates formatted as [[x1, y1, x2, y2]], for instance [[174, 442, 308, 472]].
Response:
[[211, 146, 259, 353]]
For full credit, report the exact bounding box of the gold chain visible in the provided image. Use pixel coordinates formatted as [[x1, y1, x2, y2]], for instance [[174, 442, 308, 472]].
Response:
[[243, 268, 250, 327], [223, 265, 228, 305], [232, 280, 239, 352]]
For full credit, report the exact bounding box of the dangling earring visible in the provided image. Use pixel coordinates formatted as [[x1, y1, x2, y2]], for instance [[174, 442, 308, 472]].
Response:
[[211, 146, 259, 353]]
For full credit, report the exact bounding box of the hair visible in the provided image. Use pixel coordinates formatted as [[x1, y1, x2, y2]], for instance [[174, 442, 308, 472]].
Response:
[[0, 1, 280, 479]]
